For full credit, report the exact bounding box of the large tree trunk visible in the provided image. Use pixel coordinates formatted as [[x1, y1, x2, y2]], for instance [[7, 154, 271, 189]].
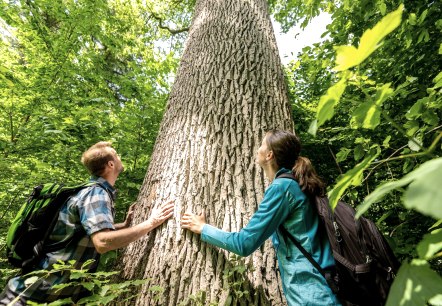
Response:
[[119, 0, 293, 304]]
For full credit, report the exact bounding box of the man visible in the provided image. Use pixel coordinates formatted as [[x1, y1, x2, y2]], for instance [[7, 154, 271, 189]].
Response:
[[0, 142, 174, 305]]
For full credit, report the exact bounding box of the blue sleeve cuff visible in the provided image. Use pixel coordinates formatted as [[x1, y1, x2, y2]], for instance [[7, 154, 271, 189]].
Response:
[[201, 224, 227, 248]]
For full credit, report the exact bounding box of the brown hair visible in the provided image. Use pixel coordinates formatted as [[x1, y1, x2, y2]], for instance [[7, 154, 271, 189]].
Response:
[[81, 141, 116, 176], [266, 129, 325, 196]]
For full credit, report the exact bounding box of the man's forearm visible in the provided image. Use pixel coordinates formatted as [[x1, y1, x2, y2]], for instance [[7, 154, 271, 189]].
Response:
[[91, 220, 157, 254]]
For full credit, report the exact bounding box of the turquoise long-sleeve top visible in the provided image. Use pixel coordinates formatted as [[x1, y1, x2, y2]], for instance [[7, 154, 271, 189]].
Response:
[[201, 168, 341, 306]]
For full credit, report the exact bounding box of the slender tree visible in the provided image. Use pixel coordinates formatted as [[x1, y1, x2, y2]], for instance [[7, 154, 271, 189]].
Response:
[[119, 0, 294, 304]]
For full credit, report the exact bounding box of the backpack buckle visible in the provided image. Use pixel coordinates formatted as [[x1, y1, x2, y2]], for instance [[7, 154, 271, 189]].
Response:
[[333, 221, 342, 242], [28, 185, 43, 203]]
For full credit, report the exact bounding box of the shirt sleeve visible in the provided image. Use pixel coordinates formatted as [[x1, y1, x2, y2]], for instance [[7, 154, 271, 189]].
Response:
[[201, 183, 290, 256], [76, 186, 115, 235]]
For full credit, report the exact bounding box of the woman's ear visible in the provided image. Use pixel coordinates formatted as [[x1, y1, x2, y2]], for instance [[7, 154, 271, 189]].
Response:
[[266, 150, 274, 161]]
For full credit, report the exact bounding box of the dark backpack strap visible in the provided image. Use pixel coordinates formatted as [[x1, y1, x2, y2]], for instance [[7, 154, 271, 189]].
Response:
[[279, 225, 326, 276], [276, 172, 297, 180], [279, 225, 339, 294]]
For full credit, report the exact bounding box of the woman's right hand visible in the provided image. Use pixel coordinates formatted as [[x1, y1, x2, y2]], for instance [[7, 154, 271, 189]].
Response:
[[181, 211, 206, 234]]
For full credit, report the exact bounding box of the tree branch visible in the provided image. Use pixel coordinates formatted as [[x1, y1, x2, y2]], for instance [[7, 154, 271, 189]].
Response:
[[327, 145, 343, 174], [363, 129, 442, 183], [150, 12, 189, 35]]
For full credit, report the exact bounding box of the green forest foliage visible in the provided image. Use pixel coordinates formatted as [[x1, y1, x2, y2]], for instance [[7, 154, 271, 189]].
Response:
[[1, 0, 441, 304], [0, 0, 190, 287], [0, 0, 190, 211], [272, 0, 442, 304]]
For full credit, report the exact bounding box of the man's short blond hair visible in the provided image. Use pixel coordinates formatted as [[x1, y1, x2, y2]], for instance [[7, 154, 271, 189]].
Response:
[[81, 142, 116, 176]]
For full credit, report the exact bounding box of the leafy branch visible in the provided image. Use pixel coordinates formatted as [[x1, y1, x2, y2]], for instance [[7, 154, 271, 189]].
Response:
[[21, 259, 150, 306], [372, 131, 441, 165]]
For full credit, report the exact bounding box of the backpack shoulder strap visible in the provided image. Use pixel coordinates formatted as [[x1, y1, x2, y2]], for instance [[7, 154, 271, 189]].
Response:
[[41, 182, 107, 250], [90, 181, 115, 204], [276, 172, 296, 180], [279, 225, 326, 277]]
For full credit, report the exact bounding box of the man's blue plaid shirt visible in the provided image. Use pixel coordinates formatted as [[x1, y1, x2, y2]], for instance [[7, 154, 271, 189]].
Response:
[[6, 176, 116, 302]]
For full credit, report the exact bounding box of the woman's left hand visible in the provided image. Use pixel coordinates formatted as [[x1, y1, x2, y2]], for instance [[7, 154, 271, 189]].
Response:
[[181, 211, 206, 234]]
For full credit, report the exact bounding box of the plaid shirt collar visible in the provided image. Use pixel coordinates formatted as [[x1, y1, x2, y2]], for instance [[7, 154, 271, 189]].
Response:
[[89, 176, 117, 201]]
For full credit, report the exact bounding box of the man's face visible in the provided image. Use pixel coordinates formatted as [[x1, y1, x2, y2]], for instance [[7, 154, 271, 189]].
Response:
[[111, 149, 125, 175]]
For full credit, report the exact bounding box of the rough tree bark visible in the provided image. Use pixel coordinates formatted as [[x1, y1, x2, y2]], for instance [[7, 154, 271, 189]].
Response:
[[119, 0, 294, 304]]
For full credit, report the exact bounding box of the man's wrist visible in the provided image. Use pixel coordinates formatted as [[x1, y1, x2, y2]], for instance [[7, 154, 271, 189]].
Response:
[[144, 219, 155, 232]]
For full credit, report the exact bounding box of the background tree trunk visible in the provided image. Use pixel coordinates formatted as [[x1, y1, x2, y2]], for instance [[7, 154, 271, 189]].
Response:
[[119, 0, 294, 304]]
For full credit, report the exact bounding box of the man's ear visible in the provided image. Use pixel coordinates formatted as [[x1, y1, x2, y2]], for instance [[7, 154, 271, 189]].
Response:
[[107, 160, 115, 168], [266, 150, 274, 161]]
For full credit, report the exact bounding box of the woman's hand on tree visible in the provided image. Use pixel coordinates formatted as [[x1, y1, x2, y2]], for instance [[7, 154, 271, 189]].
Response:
[[181, 211, 206, 234]]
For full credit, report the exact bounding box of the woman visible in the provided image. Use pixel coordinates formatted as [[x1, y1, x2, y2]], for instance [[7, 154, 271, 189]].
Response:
[[181, 129, 341, 306]]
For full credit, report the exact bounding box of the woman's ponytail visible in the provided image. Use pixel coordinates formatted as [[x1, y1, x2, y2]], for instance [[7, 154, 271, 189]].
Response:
[[292, 156, 325, 197], [265, 129, 325, 196]]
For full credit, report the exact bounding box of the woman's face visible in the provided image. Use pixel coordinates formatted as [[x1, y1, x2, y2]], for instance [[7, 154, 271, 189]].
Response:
[[256, 135, 271, 167]]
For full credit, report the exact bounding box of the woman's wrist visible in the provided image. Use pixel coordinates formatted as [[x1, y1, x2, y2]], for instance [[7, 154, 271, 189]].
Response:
[[198, 223, 206, 234]]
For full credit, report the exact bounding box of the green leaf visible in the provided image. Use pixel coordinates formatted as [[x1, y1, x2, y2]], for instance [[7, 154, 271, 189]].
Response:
[[407, 138, 422, 152], [382, 135, 392, 148], [78, 293, 115, 304], [439, 43, 442, 54], [422, 110, 439, 125], [149, 285, 165, 293], [24, 276, 39, 286], [333, 45, 358, 71], [328, 146, 380, 211], [405, 98, 425, 120], [81, 259, 96, 270], [357, 158, 442, 218], [53, 282, 78, 291], [336, 148, 351, 162], [386, 260, 442, 306], [46, 298, 74, 306], [70, 271, 84, 280], [308, 119, 318, 136], [404, 158, 442, 220], [417, 29, 430, 44], [103, 285, 113, 297], [80, 282, 95, 291], [316, 77, 347, 128], [352, 100, 380, 129], [379, 1, 387, 15], [429, 220, 442, 230], [225, 294, 233, 306], [354, 145, 365, 161], [408, 13, 417, 26], [352, 83, 393, 129], [416, 229, 442, 259], [429, 295, 442, 306], [334, 4, 404, 71], [404, 120, 420, 136], [432, 71, 442, 89], [418, 9, 428, 25], [131, 279, 149, 286]]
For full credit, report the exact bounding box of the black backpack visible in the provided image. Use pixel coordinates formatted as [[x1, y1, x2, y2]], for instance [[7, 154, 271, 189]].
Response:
[[6, 182, 97, 273], [277, 173, 400, 306]]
